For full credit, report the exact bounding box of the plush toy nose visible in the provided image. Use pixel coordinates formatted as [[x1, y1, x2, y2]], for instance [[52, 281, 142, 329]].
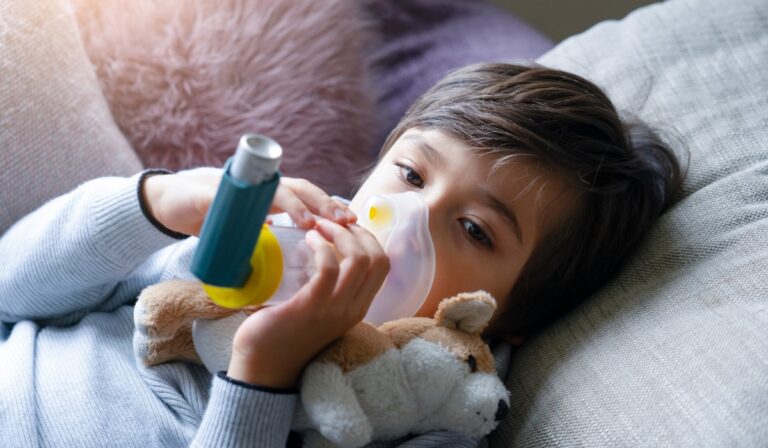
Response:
[[495, 399, 509, 422]]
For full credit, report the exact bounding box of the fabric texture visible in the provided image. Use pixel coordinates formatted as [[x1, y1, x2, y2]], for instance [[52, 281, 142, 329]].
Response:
[[0, 0, 142, 235], [70, 0, 377, 198], [490, 0, 768, 446], [193, 373, 297, 447], [362, 0, 554, 152]]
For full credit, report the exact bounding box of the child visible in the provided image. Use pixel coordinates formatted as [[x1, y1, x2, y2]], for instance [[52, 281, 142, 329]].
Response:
[[0, 63, 681, 447]]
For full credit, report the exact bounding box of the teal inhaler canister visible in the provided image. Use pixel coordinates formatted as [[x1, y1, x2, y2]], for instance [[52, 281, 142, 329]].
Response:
[[190, 134, 282, 300]]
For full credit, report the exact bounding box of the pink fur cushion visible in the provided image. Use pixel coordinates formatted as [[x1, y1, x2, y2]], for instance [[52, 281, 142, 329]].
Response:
[[71, 0, 376, 196]]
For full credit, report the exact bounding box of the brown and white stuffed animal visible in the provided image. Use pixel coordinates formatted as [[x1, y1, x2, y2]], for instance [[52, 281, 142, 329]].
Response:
[[134, 280, 510, 448]]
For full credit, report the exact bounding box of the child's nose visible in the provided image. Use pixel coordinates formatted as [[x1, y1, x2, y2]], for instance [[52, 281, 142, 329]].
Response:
[[421, 189, 451, 215], [421, 193, 453, 233]]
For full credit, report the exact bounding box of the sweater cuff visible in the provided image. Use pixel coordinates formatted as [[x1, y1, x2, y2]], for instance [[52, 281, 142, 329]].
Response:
[[192, 372, 297, 448], [88, 172, 182, 267]]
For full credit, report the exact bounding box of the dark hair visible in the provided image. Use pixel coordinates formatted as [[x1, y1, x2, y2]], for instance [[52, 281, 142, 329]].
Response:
[[379, 63, 684, 337]]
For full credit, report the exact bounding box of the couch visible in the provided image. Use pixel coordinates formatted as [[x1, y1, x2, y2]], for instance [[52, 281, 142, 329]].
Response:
[[1, 0, 766, 446], [491, 0, 768, 445]]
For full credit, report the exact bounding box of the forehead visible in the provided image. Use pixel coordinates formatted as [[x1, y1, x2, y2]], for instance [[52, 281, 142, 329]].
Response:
[[392, 128, 536, 177]]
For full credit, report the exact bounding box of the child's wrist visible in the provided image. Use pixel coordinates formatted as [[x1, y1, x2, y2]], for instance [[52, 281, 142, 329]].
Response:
[[137, 169, 188, 240], [227, 350, 303, 390], [217, 371, 297, 394]]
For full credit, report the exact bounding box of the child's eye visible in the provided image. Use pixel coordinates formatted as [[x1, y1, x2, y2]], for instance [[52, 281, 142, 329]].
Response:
[[395, 163, 425, 188], [460, 218, 493, 249]]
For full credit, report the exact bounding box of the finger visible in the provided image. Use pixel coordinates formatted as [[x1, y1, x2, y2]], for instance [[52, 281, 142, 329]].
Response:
[[348, 224, 387, 263], [271, 185, 316, 229], [315, 220, 370, 298], [347, 223, 389, 290], [294, 229, 339, 305], [345, 224, 391, 316], [281, 178, 356, 225], [314, 219, 363, 255], [353, 260, 390, 314]]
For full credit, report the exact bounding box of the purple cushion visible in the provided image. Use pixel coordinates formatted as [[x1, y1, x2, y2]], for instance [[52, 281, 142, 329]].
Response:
[[364, 0, 554, 152]]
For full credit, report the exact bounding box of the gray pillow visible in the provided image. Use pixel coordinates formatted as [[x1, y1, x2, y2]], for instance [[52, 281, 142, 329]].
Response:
[[490, 0, 768, 446], [0, 0, 142, 235]]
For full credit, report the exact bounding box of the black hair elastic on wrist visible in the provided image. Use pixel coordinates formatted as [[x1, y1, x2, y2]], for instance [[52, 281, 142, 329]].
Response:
[[217, 371, 298, 394], [137, 169, 189, 240]]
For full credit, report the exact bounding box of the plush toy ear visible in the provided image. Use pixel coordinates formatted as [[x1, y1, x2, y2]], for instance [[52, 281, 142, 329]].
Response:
[[434, 290, 497, 335]]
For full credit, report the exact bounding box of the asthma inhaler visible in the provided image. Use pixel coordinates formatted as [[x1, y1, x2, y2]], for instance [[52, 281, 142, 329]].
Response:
[[356, 191, 436, 325], [190, 134, 286, 308], [192, 190, 436, 372], [190, 135, 436, 321]]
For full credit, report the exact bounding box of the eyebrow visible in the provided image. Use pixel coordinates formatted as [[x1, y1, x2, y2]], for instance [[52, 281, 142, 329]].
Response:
[[401, 134, 444, 166], [479, 188, 523, 243], [402, 133, 523, 243]]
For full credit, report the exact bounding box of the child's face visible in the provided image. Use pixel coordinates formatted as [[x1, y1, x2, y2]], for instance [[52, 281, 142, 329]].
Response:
[[350, 128, 576, 324]]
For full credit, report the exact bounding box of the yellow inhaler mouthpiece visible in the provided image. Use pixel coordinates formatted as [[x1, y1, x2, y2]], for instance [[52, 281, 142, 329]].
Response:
[[203, 225, 283, 309]]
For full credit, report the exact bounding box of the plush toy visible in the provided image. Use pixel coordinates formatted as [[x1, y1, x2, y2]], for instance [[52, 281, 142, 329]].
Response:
[[134, 280, 510, 447]]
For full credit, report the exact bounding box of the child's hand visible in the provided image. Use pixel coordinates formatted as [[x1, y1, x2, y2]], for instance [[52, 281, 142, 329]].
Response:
[[227, 219, 390, 388], [142, 168, 356, 236]]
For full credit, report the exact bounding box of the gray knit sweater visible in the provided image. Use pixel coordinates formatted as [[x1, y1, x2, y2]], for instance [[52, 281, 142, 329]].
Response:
[[0, 173, 484, 447]]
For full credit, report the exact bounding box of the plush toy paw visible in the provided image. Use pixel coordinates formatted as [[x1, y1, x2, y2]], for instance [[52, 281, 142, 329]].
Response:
[[300, 362, 373, 448], [133, 279, 236, 366]]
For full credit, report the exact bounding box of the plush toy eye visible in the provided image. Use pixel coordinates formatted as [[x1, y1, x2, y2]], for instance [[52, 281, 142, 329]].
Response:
[[467, 355, 478, 372]]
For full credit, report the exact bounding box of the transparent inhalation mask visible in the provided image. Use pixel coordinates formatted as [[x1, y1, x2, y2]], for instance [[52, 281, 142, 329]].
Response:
[[355, 191, 436, 325]]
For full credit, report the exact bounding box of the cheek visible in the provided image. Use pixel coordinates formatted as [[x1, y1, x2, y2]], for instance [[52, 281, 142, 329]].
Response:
[[415, 242, 525, 318]]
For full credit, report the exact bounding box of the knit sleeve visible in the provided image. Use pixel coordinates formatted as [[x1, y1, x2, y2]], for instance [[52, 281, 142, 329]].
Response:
[[191, 372, 297, 448], [0, 172, 183, 324]]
